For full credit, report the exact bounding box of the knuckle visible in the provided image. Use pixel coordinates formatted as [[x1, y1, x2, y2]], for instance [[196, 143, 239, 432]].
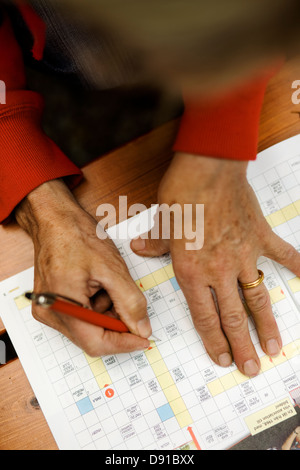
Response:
[[126, 291, 147, 312], [221, 310, 247, 332], [267, 238, 296, 262], [282, 244, 297, 261], [192, 312, 220, 332], [246, 290, 270, 313], [174, 258, 200, 285], [83, 343, 102, 358]]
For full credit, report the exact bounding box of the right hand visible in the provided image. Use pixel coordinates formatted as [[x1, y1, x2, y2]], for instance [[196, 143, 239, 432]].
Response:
[[131, 152, 300, 377], [15, 179, 151, 357]]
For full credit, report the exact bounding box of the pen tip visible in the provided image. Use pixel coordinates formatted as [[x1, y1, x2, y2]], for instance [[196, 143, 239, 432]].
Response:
[[148, 335, 161, 342], [24, 292, 33, 300]]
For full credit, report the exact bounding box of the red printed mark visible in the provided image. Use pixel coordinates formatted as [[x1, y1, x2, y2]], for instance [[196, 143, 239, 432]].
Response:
[[105, 388, 114, 398], [187, 426, 201, 450]]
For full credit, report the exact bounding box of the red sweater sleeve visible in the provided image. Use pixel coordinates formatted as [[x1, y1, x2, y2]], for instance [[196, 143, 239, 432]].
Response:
[[173, 72, 274, 161], [0, 11, 83, 224]]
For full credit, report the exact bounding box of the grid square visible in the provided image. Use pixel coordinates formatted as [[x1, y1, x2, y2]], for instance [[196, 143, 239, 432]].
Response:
[[157, 403, 175, 422], [76, 397, 94, 416], [152, 268, 169, 285]]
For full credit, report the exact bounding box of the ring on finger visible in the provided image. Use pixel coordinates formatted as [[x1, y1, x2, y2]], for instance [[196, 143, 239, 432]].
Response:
[[238, 270, 264, 290]]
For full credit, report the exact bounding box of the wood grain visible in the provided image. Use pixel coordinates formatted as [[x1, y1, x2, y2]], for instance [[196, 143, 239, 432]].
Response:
[[0, 360, 57, 450], [0, 57, 300, 449]]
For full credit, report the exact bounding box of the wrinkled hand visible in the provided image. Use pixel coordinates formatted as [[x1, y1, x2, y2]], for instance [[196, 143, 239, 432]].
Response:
[[131, 152, 300, 377], [15, 180, 151, 356]]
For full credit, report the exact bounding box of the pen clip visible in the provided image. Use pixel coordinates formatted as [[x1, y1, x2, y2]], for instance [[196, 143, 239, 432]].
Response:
[[25, 292, 89, 309]]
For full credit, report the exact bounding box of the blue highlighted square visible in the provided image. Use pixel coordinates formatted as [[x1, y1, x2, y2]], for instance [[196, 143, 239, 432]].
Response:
[[170, 277, 180, 292], [76, 396, 94, 415], [157, 403, 174, 422]]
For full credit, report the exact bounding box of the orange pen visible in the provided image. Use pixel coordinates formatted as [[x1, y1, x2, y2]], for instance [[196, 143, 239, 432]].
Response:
[[25, 292, 159, 341]]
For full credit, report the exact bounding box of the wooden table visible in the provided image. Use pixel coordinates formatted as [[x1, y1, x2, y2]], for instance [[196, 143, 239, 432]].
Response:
[[1, 58, 300, 450]]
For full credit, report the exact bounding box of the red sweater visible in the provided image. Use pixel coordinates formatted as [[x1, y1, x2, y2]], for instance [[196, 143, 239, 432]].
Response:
[[0, 5, 274, 223]]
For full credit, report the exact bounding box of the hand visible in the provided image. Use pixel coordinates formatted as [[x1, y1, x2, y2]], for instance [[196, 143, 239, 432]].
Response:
[[131, 152, 300, 376], [15, 179, 151, 356]]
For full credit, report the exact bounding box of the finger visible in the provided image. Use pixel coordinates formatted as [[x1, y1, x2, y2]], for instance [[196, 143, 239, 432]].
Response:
[[130, 233, 170, 257], [239, 267, 282, 358], [176, 280, 233, 368], [216, 282, 261, 377], [264, 234, 300, 277], [31, 303, 150, 357], [131, 206, 171, 256], [97, 267, 152, 340], [95, 329, 150, 356]]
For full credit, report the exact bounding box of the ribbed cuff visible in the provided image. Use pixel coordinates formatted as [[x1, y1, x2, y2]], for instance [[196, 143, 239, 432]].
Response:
[[0, 90, 83, 223], [173, 74, 271, 161]]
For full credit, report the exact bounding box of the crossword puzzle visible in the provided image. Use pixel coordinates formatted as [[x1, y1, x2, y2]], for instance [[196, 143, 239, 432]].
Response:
[[249, 153, 300, 307], [7, 248, 300, 450], [1, 136, 300, 450]]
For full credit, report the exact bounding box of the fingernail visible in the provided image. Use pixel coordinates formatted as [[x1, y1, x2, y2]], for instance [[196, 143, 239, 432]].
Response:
[[132, 237, 145, 251], [218, 353, 232, 368], [266, 339, 281, 357], [243, 359, 260, 377], [137, 317, 152, 339]]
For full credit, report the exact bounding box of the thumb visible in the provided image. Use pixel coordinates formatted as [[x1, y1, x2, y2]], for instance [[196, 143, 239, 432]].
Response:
[[265, 233, 300, 278], [131, 231, 170, 257]]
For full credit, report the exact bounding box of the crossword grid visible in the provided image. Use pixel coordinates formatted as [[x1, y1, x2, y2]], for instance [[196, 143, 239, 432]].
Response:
[[12, 250, 300, 450], [3, 144, 300, 450], [250, 155, 300, 306]]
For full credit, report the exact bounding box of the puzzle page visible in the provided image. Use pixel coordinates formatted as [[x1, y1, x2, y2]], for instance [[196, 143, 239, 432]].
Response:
[[1, 135, 300, 450], [0, 220, 299, 449], [248, 134, 300, 308]]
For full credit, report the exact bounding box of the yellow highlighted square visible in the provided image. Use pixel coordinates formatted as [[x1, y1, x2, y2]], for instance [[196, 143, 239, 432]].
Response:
[[164, 264, 175, 280], [268, 210, 286, 227], [288, 277, 300, 293], [152, 268, 169, 285], [84, 353, 100, 364], [164, 385, 181, 401], [170, 397, 187, 415], [260, 355, 274, 372], [96, 371, 111, 389], [14, 294, 31, 310], [283, 342, 298, 360], [232, 369, 248, 384], [90, 358, 106, 376], [176, 410, 193, 428], [282, 203, 298, 221], [269, 286, 286, 304], [157, 372, 174, 389], [139, 274, 157, 290], [151, 360, 169, 376], [207, 379, 224, 396], [220, 373, 237, 391], [272, 353, 287, 366], [294, 199, 300, 215], [145, 347, 162, 364]]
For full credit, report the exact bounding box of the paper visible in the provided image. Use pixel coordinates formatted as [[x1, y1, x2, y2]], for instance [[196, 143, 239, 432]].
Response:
[[0, 136, 300, 450]]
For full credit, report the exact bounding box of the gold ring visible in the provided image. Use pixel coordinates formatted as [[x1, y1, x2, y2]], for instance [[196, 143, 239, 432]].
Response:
[[238, 270, 264, 290]]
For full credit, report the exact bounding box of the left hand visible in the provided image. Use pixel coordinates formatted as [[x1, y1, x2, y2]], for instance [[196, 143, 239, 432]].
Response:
[[131, 152, 300, 377]]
